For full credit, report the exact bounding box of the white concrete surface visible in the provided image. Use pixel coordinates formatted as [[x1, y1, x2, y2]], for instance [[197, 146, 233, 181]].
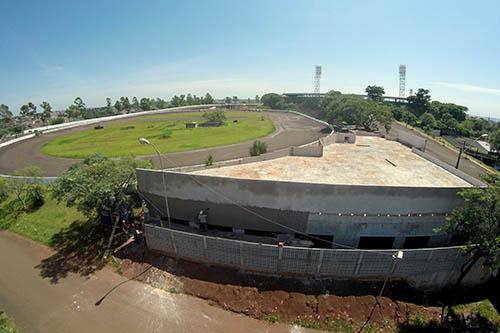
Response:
[[193, 136, 472, 187]]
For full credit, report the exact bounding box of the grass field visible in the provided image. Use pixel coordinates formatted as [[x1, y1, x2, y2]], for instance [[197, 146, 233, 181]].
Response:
[[0, 191, 84, 245], [41, 111, 275, 158]]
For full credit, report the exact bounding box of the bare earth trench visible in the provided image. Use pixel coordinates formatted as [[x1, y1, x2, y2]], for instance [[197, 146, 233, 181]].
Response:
[[114, 242, 441, 331]]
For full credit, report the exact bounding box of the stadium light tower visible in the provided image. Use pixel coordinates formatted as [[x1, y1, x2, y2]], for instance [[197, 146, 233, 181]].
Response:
[[314, 65, 322, 93], [399, 64, 406, 98]]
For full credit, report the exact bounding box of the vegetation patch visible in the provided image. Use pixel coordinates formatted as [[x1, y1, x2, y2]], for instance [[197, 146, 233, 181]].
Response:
[[0, 310, 21, 333]]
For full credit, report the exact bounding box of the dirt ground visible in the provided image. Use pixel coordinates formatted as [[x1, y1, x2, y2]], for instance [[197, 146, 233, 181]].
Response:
[[0, 110, 327, 176], [114, 242, 441, 331]]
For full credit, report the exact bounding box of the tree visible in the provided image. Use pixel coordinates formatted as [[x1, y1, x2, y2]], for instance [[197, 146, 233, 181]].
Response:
[[0, 104, 13, 125], [65, 104, 81, 120], [139, 98, 152, 111], [365, 85, 385, 102], [203, 93, 214, 104], [419, 112, 437, 129], [186, 94, 194, 105], [406, 88, 431, 117], [119, 97, 131, 111], [7, 166, 45, 211], [20, 102, 37, 119], [430, 101, 468, 122], [401, 110, 418, 126], [224, 96, 232, 104], [132, 97, 139, 109], [39, 101, 52, 125], [52, 154, 151, 218], [440, 174, 499, 287], [74, 97, 86, 114], [232, 96, 238, 103], [203, 110, 226, 123], [114, 100, 123, 112], [320, 91, 393, 131], [489, 129, 500, 152], [261, 93, 293, 110], [255, 95, 260, 103], [170, 95, 186, 107]]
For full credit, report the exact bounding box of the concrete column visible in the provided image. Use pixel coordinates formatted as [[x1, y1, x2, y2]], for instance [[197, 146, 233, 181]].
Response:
[[393, 236, 406, 249]]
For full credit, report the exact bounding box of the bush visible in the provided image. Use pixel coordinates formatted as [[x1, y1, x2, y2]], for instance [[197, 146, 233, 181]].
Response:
[[49, 117, 65, 125], [249, 140, 267, 156], [26, 184, 45, 210], [0, 179, 8, 204], [205, 154, 214, 166], [202, 110, 226, 123]]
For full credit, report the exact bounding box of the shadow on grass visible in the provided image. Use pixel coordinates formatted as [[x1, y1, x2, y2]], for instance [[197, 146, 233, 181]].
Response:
[[36, 219, 119, 283], [398, 309, 498, 333]]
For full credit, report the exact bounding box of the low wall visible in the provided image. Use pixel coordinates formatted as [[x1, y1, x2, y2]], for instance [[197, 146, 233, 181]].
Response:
[[412, 149, 486, 187], [290, 142, 323, 157], [144, 224, 491, 290], [334, 132, 356, 144]]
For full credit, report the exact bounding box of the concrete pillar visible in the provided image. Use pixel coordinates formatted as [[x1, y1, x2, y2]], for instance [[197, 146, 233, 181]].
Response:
[[393, 236, 406, 249]]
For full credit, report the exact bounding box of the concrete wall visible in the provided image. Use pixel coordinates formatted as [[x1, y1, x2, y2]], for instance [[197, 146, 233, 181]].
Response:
[[290, 142, 323, 157], [395, 130, 427, 150], [334, 132, 356, 144], [412, 149, 486, 187], [144, 224, 492, 290], [137, 168, 465, 247]]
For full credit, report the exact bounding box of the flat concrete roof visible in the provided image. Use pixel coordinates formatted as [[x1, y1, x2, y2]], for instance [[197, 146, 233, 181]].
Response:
[[191, 136, 473, 187]]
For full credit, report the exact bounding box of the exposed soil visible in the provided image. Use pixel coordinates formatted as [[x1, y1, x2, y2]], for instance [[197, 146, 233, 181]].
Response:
[[114, 242, 442, 331]]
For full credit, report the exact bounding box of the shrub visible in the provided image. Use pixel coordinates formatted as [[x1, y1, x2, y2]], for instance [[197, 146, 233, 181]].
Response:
[[203, 110, 226, 123], [49, 117, 65, 125], [205, 154, 214, 166], [249, 140, 267, 156]]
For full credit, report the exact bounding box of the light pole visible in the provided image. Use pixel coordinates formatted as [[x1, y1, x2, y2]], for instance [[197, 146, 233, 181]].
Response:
[[455, 134, 488, 169], [139, 137, 171, 228]]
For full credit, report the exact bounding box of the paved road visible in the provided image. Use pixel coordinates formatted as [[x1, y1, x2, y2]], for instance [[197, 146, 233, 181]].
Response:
[[389, 122, 490, 179], [0, 231, 316, 333], [0, 111, 327, 176]]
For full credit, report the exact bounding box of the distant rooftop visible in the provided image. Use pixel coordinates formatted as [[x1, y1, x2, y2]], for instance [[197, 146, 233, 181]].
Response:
[[192, 136, 472, 187]]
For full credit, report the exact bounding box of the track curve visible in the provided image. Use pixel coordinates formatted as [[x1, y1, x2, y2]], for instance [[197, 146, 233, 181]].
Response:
[[0, 110, 328, 176]]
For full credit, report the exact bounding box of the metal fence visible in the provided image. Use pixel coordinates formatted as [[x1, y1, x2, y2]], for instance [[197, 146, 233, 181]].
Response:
[[144, 224, 491, 290]]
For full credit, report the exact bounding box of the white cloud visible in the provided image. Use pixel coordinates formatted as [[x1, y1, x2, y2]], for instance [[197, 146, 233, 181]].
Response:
[[432, 82, 500, 96]]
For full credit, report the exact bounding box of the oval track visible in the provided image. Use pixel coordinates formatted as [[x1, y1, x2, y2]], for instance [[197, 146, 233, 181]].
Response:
[[0, 111, 327, 176]]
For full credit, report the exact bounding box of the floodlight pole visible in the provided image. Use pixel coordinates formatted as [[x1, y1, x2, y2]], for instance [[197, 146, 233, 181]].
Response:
[[139, 138, 171, 228]]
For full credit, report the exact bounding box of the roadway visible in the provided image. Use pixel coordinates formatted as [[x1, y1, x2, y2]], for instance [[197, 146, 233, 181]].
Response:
[[0, 231, 316, 333]]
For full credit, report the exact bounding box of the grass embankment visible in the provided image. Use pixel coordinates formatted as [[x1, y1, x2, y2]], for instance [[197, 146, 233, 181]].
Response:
[[0, 310, 21, 333], [41, 111, 275, 158], [0, 191, 83, 245]]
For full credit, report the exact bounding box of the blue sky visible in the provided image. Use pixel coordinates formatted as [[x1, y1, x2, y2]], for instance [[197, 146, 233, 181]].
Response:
[[1, 0, 499, 117]]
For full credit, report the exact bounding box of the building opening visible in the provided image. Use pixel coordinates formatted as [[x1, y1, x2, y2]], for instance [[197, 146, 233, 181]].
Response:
[[402, 236, 430, 249], [161, 216, 189, 226], [358, 236, 395, 249], [207, 224, 233, 232]]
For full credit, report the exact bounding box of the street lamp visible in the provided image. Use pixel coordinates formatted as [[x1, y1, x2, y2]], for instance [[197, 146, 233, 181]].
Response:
[[139, 137, 171, 228], [455, 134, 488, 169]]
